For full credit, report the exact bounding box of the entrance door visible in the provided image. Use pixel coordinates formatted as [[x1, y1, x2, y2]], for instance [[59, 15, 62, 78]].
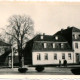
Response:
[[76, 53, 79, 63]]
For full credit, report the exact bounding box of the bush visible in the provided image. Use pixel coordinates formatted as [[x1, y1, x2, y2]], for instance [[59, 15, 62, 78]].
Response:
[[71, 68, 80, 75], [35, 66, 44, 72], [18, 68, 28, 73]]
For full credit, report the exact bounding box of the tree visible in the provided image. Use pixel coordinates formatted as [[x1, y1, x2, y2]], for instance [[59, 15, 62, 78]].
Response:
[[5, 15, 34, 67]]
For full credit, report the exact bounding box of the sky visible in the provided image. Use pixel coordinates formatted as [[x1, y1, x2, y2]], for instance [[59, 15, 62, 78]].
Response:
[[0, 2, 80, 35]]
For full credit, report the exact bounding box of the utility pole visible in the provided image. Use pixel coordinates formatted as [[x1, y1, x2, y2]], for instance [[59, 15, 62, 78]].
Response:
[[11, 46, 13, 69]]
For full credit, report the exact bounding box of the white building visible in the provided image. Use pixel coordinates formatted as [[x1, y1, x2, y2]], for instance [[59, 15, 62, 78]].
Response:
[[24, 27, 80, 66]]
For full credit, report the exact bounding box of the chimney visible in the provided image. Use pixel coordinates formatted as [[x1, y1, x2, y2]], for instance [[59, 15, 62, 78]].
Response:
[[61, 29, 64, 33], [61, 29, 64, 31], [67, 26, 70, 29], [43, 33, 45, 35]]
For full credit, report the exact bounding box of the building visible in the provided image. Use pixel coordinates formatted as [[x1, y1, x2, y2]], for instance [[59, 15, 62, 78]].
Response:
[[0, 40, 11, 66], [23, 27, 80, 66], [55, 26, 80, 64]]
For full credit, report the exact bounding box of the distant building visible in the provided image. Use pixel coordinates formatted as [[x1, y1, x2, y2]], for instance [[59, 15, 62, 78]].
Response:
[[0, 41, 11, 66], [23, 27, 80, 66]]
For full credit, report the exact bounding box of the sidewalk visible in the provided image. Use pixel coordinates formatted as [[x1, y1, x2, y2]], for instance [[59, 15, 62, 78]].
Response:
[[0, 67, 73, 75], [58, 64, 80, 68], [0, 65, 79, 75]]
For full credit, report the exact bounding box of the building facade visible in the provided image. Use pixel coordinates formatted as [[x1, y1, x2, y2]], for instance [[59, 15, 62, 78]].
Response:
[[0, 41, 11, 66], [24, 27, 80, 66]]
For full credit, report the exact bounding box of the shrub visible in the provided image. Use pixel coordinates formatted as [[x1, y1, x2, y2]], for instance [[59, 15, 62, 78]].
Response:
[[35, 66, 44, 72], [18, 68, 28, 73]]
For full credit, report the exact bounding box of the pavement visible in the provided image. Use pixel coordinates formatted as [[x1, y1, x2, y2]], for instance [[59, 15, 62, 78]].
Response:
[[0, 67, 71, 75], [0, 65, 79, 75]]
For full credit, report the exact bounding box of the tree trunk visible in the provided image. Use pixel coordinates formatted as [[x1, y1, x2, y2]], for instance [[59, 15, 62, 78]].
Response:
[[17, 44, 22, 67]]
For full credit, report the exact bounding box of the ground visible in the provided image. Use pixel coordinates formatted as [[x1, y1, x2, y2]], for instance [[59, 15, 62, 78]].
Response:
[[0, 65, 80, 75]]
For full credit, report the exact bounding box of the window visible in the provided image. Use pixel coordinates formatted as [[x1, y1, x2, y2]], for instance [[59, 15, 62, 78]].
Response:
[[53, 43, 55, 48], [62, 53, 65, 59], [44, 43, 47, 48], [55, 36, 58, 40], [75, 43, 78, 48], [45, 53, 48, 60], [73, 34, 75, 37], [54, 53, 57, 60], [78, 34, 80, 39], [68, 53, 71, 60], [75, 34, 77, 39], [73, 34, 80, 39], [41, 35, 43, 39], [0, 48, 1, 53], [37, 53, 41, 60], [61, 43, 64, 48], [79, 35, 80, 37]]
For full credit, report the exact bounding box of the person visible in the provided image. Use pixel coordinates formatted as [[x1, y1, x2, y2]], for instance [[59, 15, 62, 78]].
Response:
[[65, 60, 67, 67], [63, 60, 67, 67], [59, 60, 61, 67]]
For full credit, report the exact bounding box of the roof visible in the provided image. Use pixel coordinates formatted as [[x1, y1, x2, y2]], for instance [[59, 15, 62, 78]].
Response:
[[72, 27, 80, 32], [33, 34, 67, 42], [33, 42, 73, 51], [32, 34, 72, 51], [0, 41, 11, 46], [52, 34, 67, 42], [25, 26, 80, 52], [33, 35, 53, 41], [54, 26, 80, 48]]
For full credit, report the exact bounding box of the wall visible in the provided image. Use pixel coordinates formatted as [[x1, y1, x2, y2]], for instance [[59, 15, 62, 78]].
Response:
[[72, 41, 80, 63], [32, 51, 73, 65]]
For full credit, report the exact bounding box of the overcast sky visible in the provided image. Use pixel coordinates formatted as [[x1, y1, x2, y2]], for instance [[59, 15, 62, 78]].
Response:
[[0, 2, 80, 35]]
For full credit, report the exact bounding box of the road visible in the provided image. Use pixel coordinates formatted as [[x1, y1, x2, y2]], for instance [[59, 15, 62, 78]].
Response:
[[0, 67, 75, 75]]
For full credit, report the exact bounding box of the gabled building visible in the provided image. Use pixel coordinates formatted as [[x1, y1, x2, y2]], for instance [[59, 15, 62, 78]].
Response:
[[31, 34, 73, 65], [24, 26, 80, 66], [55, 27, 80, 64]]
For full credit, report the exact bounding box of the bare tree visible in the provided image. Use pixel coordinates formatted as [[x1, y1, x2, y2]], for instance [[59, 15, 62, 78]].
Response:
[[5, 15, 34, 67]]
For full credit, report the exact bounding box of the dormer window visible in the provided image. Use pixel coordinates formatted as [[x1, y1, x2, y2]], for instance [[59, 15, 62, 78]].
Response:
[[61, 43, 64, 48], [78, 35, 80, 38], [73, 33, 80, 39], [41, 35, 43, 39], [53, 43, 55, 48], [75, 43, 78, 49], [55, 36, 58, 40], [44, 43, 47, 48], [73, 34, 78, 39], [75, 34, 77, 39], [73, 34, 75, 38]]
